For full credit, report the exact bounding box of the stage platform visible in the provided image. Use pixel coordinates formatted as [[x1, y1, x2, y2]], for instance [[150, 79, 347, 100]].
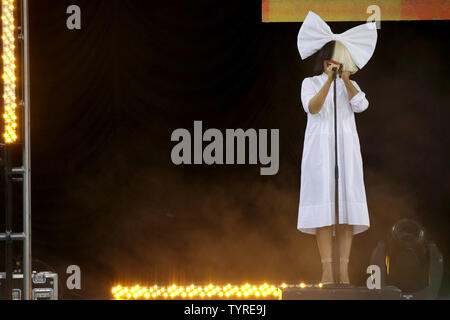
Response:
[[281, 286, 403, 300]]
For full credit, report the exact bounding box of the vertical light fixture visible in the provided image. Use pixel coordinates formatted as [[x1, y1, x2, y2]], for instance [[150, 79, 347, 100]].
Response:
[[2, 0, 17, 143]]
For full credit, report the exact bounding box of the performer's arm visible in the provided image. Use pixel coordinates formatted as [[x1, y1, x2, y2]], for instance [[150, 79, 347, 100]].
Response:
[[342, 72, 369, 113], [342, 72, 359, 100], [308, 64, 334, 114]]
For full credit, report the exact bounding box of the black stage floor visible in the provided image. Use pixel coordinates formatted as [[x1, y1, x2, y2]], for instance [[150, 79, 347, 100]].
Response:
[[281, 286, 403, 300]]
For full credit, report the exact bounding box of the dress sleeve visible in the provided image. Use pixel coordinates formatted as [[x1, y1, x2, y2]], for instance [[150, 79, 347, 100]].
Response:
[[301, 77, 318, 114], [349, 80, 369, 113]]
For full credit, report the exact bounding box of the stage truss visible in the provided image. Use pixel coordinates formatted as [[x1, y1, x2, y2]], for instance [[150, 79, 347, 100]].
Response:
[[0, 0, 32, 300]]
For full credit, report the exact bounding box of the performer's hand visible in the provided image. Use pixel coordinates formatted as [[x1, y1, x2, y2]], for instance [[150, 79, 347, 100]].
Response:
[[324, 60, 341, 81], [341, 71, 351, 81]]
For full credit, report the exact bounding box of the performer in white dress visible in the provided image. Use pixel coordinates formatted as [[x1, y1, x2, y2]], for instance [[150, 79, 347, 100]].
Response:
[[296, 11, 378, 285]]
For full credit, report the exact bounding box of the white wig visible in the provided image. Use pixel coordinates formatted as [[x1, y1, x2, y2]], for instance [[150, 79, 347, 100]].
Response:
[[332, 41, 359, 74]]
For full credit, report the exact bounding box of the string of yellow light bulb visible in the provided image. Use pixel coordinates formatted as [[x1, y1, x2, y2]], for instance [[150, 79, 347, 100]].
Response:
[[2, 0, 18, 143], [111, 282, 324, 300]]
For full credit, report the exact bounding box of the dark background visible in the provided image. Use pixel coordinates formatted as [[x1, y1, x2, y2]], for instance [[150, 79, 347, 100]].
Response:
[[1, 0, 449, 299]]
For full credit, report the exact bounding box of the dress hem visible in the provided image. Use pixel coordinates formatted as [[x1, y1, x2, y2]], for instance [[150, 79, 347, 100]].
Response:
[[297, 223, 370, 236]]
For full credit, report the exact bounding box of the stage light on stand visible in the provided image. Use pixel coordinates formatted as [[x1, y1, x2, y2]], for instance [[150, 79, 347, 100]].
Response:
[[370, 219, 444, 299]]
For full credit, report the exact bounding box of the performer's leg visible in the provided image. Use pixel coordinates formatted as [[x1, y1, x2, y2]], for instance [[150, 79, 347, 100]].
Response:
[[337, 224, 353, 284], [316, 225, 334, 283]]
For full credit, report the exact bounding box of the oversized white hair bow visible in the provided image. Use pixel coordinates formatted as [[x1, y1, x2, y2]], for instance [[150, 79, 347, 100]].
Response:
[[297, 11, 377, 69]]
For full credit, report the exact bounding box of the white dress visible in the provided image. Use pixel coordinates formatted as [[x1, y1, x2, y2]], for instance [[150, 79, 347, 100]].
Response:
[[297, 72, 370, 235]]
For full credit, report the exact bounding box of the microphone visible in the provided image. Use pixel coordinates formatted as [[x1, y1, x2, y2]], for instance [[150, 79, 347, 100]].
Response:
[[332, 66, 337, 80]]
